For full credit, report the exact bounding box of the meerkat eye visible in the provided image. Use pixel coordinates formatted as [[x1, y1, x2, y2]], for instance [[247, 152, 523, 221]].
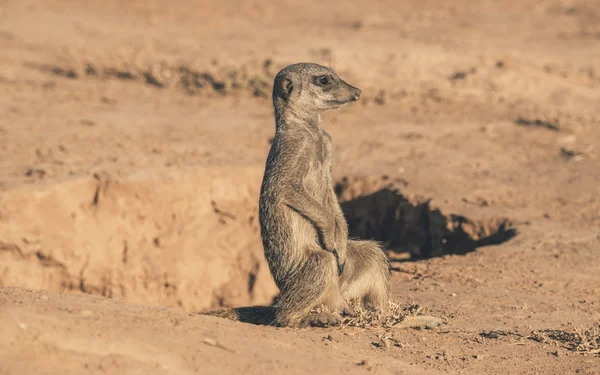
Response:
[[314, 75, 331, 86]]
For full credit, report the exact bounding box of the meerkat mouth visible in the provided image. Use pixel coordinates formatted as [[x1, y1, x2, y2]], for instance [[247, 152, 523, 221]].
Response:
[[326, 99, 354, 106]]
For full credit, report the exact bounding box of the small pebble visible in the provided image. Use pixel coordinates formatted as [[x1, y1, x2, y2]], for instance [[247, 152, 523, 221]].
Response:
[[80, 309, 94, 317]]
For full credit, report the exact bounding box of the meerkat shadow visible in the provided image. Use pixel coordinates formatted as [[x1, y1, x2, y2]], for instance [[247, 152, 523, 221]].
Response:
[[198, 305, 277, 326], [336, 181, 518, 260]]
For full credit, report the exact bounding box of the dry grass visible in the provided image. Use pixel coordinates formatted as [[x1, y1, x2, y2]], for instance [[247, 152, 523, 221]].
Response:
[[529, 323, 600, 356], [476, 323, 600, 356], [313, 301, 425, 329]]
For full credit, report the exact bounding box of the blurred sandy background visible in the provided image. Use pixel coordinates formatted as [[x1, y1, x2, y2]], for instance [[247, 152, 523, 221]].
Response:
[[1, 0, 599, 374]]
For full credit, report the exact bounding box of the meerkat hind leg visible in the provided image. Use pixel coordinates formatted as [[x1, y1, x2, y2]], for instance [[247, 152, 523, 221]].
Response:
[[274, 248, 342, 328], [340, 240, 391, 309], [340, 240, 444, 329]]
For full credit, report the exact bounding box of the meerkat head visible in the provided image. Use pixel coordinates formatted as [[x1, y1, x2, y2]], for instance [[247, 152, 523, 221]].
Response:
[[273, 63, 362, 114]]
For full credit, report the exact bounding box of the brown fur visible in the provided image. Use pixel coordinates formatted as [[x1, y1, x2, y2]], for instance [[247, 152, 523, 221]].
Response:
[[258, 63, 391, 327]]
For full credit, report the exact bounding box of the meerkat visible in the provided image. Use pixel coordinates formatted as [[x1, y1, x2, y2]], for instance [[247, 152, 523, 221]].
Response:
[[201, 63, 444, 329], [258, 62, 391, 327]]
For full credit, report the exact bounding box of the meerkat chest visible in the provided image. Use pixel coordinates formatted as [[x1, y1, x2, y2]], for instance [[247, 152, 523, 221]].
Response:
[[302, 135, 333, 199], [322, 131, 335, 167], [311, 134, 333, 172], [303, 161, 328, 200]]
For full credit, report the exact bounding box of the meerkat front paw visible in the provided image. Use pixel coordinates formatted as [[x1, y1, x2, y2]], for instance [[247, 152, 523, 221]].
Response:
[[319, 220, 338, 253], [321, 223, 345, 275], [333, 218, 348, 263], [332, 249, 345, 276]]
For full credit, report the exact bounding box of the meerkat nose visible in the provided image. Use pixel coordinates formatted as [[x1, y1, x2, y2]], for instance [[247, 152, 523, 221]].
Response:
[[353, 89, 362, 100]]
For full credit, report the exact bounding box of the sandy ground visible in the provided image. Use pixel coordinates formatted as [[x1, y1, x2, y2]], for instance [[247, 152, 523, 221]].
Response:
[[1, 0, 600, 373]]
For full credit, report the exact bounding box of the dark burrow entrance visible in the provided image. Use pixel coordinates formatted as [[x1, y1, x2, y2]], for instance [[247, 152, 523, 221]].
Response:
[[335, 175, 518, 260]]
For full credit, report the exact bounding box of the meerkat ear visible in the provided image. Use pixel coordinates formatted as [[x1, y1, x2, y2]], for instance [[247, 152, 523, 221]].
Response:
[[280, 78, 294, 99]]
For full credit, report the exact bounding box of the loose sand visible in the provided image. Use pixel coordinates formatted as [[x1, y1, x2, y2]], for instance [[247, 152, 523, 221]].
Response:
[[1, 0, 599, 373]]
